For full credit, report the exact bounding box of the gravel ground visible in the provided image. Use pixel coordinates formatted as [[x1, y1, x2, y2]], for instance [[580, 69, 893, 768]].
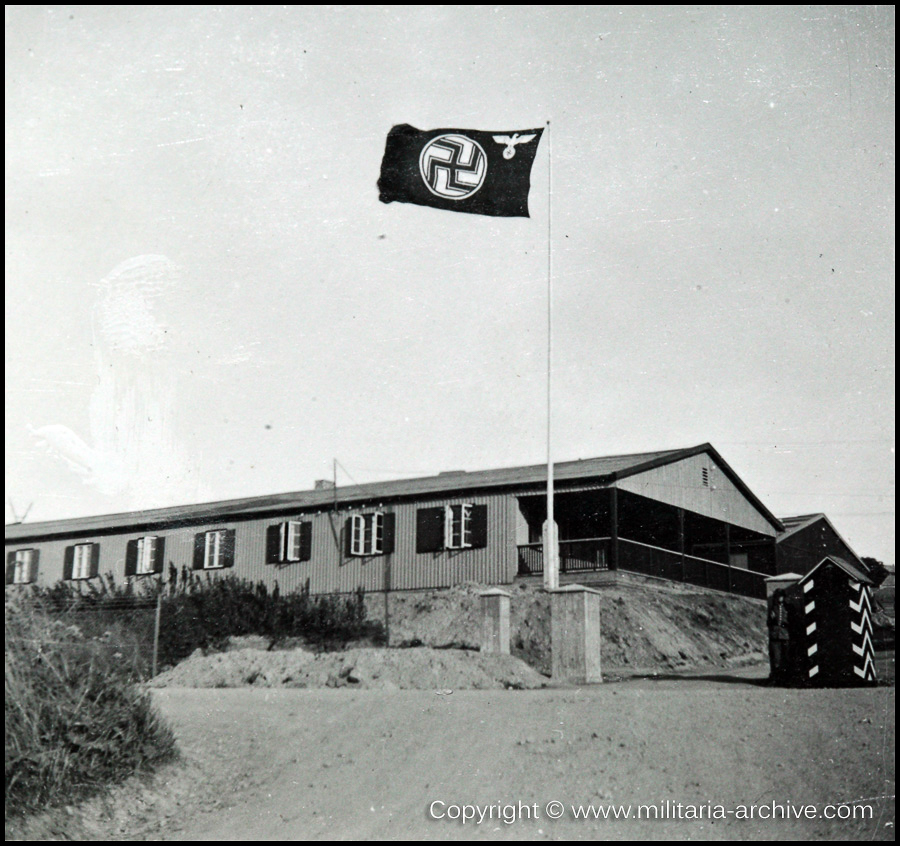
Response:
[[8, 662, 894, 841]]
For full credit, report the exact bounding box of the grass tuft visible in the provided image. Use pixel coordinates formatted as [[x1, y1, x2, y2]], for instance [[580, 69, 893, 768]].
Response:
[[4, 597, 176, 820]]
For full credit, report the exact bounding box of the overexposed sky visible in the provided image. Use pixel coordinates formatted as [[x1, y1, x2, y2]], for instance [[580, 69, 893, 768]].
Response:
[[5, 6, 895, 565]]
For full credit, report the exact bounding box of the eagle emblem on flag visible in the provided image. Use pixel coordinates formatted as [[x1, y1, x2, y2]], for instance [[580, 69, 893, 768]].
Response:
[[492, 132, 538, 160]]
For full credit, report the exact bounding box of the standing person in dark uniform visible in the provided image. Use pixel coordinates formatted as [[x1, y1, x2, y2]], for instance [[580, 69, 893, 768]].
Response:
[[767, 590, 791, 684]]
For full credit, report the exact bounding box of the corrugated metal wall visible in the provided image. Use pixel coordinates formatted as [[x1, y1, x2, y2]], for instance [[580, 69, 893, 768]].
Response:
[[4, 490, 518, 594]]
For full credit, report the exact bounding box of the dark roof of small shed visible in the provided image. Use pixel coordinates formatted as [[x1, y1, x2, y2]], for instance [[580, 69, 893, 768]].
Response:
[[800, 555, 874, 586]]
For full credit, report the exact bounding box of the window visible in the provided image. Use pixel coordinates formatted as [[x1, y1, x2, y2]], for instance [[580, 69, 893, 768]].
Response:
[[204, 530, 227, 569], [126, 536, 165, 576], [701, 467, 710, 488], [266, 521, 312, 564], [345, 512, 395, 557], [6, 549, 38, 585], [444, 504, 473, 549], [73, 544, 92, 579], [416, 504, 488, 553], [192, 529, 236, 571], [351, 512, 383, 556], [729, 552, 749, 570], [137, 537, 157, 574], [64, 543, 98, 580]]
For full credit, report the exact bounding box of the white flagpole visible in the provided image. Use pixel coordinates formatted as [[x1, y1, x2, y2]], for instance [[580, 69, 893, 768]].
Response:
[[543, 120, 559, 591]]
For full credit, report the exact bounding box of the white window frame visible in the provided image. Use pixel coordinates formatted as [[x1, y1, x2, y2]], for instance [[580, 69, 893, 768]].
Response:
[[136, 536, 158, 575], [350, 512, 384, 556], [203, 530, 227, 569], [445, 504, 473, 549], [72, 544, 93, 580], [280, 521, 304, 563], [13, 549, 35, 584]]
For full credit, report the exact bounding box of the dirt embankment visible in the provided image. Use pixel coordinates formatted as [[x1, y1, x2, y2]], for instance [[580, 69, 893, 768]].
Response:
[[367, 577, 767, 675], [146, 577, 768, 691]]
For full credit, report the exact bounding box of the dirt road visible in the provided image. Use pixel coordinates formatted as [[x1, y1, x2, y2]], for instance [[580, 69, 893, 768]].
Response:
[[110, 669, 894, 841]]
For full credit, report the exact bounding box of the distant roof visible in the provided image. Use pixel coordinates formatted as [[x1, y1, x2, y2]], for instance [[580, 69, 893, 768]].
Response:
[[5, 442, 782, 541], [777, 512, 865, 568], [778, 513, 825, 535]]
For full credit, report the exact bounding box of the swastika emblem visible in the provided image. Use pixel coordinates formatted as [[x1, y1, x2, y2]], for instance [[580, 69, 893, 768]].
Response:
[[418, 134, 487, 200]]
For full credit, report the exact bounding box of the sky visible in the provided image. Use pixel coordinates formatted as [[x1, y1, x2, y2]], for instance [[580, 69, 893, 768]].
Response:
[[5, 6, 895, 565]]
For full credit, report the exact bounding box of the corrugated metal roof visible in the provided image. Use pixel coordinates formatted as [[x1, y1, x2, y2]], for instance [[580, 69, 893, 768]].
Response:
[[5, 443, 780, 541]]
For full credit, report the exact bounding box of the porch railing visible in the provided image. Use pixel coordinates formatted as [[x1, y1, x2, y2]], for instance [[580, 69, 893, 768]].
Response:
[[617, 538, 767, 599], [517, 536, 768, 600], [517, 537, 610, 576]]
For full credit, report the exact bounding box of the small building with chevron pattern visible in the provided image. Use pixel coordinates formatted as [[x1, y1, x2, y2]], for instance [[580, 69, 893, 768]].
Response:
[[786, 555, 878, 686]]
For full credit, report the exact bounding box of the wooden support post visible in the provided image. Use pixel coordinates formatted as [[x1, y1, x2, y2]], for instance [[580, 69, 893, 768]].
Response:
[[725, 524, 732, 593], [678, 507, 685, 583], [610, 486, 619, 571], [152, 592, 162, 679]]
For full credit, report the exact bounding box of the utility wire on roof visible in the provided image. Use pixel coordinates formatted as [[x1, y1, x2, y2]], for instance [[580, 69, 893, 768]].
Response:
[[334, 459, 369, 501]]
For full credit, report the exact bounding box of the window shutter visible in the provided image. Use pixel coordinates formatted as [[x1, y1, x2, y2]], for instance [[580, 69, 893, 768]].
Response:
[[89, 543, 100, 578], [470, 504, 488, 549], [416, 507, 444, 553], [153, 536, 166, 574], [381, 512, 396, 555], [193, 533, 205, 570], [266, 524, 282, 564], [222, 529, 236, 568], [125, 540, 138, 577], [29, 549, 40, 583], [344, 518, 354, 557], [5, 551, 15, 585], [299, 522, 313, 562], [64, 546, 75, 580]]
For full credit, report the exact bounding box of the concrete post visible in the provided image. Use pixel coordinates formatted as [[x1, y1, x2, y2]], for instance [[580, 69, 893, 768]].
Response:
[[480, 588, 512, 654], [551, 584, 602, 683], [542, 519, 560, 590], [764, 573, 802, 599]]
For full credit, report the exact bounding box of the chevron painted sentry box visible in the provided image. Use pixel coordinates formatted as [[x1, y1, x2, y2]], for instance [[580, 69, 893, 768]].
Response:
[[792, 556, 877, 686]]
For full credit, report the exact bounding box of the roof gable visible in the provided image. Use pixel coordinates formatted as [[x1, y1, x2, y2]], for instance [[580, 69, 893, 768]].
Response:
[[616, 445, 782, 534]]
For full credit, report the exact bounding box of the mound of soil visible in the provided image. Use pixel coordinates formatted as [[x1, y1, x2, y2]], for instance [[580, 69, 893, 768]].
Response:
[[366, 576, 767, 675], [147, 645, 548, 690], [150, 576, 768, 690]]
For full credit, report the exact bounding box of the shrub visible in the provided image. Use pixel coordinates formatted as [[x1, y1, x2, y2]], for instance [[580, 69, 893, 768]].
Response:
[[4, 598, 176, 819], [157, 576, 379, 666], [19, 572, 383, 674]]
